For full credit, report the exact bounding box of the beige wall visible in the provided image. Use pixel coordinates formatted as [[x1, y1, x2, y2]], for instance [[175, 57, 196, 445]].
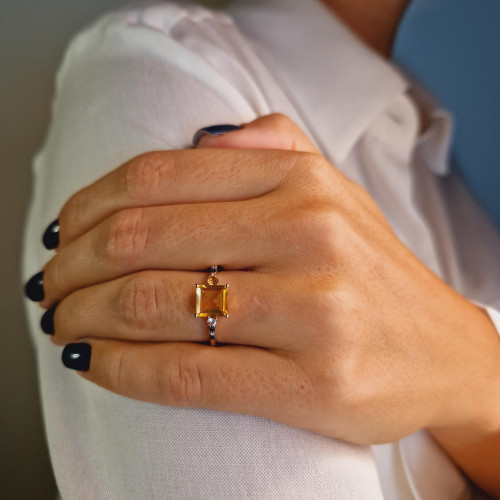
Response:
[[0, 1, 225, 497]]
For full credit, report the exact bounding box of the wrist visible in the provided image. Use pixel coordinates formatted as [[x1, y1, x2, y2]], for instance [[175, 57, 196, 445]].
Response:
[[430, 303, 500, 436], [425, 304, 500, 496]]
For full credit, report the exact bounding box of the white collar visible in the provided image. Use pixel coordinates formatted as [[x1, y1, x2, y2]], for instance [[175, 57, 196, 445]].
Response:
[[228, 0, 408, 163]]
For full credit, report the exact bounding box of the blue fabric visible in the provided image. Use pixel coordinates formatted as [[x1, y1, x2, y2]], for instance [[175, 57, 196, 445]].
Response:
[[392, 0, 500, 230]]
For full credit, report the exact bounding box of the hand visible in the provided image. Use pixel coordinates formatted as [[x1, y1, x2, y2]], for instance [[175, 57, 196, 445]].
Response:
[[31, 114, 500, 447]]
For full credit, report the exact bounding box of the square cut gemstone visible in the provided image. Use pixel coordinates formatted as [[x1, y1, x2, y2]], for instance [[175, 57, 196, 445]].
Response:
[[195, 284, 228, 317]]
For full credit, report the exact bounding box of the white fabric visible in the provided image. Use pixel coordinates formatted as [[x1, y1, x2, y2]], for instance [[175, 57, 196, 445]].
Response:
[[22, 1, 500, 499]]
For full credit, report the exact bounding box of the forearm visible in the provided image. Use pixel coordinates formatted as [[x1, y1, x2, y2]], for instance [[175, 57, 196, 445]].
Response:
[[431, 426, 500, 498], [429, 306, 500, 497]]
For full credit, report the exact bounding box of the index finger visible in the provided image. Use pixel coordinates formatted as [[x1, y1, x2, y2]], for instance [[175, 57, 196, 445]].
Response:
[[57, 148, 315, 247]]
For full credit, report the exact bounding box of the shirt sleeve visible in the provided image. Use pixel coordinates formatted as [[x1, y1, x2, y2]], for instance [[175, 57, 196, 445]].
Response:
[[484, 304, 500, 338], [26, 4, 268, 233]]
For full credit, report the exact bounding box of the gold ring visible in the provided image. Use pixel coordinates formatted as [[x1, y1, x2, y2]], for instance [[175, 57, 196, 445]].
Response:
[[195, 266, 229, 346]]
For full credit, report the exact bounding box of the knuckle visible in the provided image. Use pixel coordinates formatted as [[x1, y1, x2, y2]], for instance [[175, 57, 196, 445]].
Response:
[[108, 343, 128, 394], [331, 360, 364, 411], [264, 113, 311, 152], [285, 152, 332, 193], [310, 202, 352, 257], [44, 256, 64, 299], [284, 204, 317, 237], [62, 190, 88, 230], [308, 282, 339, 332], [267, 112, 295, 130], [120, 272, 164, 330], [103, 208, 150, 266], [314, 306, 365, 411], [311, 206, 343, 246], [298, 152, 334, 186], [123, 153, 173, 202], [278, 198, 342, 257], [310, 350, 360, 412], [165, 349, 203, 406]]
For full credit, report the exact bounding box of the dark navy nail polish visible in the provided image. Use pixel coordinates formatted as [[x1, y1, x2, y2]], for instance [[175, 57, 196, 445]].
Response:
[[41, 307, 56, 334], [62, 343, 91, 371], [192, 124, 243, 146], [42, 219, 60, 250], [24, 271, 44, 302]]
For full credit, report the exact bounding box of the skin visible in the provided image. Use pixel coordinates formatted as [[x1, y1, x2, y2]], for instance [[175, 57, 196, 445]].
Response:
[[32, 1, 500, 495], [320, 0, 411, 56], [321, 0, 500, 492], [39, 115, 500, 496]]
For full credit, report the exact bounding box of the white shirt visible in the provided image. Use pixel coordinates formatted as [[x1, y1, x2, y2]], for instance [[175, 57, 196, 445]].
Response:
[[23, 1, 500, 498]]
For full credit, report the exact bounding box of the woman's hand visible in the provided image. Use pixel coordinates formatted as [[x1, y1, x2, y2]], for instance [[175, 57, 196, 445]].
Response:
[[30, 114, 500, 449]]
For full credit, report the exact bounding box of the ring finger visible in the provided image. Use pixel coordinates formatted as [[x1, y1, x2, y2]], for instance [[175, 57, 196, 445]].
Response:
[[49, 270, 309, 350]]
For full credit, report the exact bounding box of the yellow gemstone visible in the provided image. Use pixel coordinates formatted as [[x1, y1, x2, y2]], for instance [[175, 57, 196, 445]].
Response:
[[195, 284, 229, 317]]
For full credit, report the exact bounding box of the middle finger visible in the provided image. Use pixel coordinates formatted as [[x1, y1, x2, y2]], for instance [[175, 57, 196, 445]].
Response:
[[42, 198, 294, 306]]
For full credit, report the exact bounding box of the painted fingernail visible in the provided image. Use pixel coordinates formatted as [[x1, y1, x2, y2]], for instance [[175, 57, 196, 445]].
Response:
[[42, 219, 60, 250], [62, 343, 91, 371], [24, 271, 44, 302], [192, 124, 243, 146], [41, 306, 56, 334]]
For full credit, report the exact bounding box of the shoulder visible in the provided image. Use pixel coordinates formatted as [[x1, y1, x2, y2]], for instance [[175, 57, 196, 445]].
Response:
[[57, 2, 264, 118], [33, 3, 275, 223], [50, 2, 278, 153], [62, 2, 237, 61]]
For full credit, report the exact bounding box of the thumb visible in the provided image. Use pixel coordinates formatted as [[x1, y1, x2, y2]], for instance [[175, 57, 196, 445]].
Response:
[[193, 113, 319, 153]]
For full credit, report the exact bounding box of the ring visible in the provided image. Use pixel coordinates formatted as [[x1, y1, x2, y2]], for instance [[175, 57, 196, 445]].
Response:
[[195, 266, 229, 346]]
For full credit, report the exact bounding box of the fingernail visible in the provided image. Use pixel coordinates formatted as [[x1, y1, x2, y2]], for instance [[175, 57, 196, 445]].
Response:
[[192, 124, 243, 146], [62, 343, 91, 371], [24, 271, 44, 302], [42, 219, 60, 250], [41, 306, 56, 334]]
